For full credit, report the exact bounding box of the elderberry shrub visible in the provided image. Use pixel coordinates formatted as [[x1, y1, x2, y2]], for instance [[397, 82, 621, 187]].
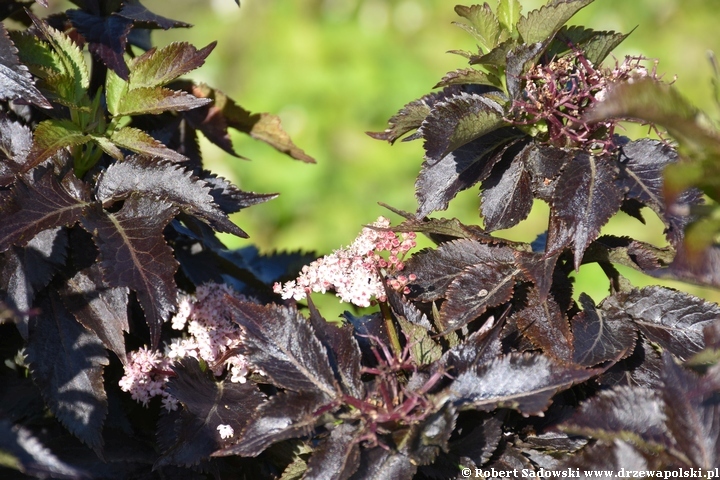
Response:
[[2, 0, 720, 479]]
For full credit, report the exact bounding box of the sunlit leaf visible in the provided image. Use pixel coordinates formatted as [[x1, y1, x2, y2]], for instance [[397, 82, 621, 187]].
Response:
[[25, 119, 91, 172], [434, 68, 502, 89], [480, 143, 533, 231], [454, 4, 501, 53], [304, 422, 360, 480], [517, 0, 595, 45], [497, 0, 522, 35], [114, 86, 211, 116], [66, 9, 133, 80], [515, 288, 573, 363], [572, 293, 636, 367], [81, 195, 179, 347], [129, 41, 215, 89], [0, 23, 51, 108], [109, 126, 187, 162]]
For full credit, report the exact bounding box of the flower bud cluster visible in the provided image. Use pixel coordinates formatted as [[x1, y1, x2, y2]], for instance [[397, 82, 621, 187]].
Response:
[[509, 52, 660, 154], [273, 217, 417, 307], [119, 283, 250, 410]]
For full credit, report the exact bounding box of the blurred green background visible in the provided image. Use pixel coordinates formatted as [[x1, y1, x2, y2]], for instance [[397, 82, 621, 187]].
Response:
[[92, 1, 720, 312]]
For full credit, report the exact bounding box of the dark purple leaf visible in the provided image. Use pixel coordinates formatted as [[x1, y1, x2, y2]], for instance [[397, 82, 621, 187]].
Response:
[[158, 357, 265, 467], [617, 139, 702, 246], [523, 143, 573, 202], [546, 25, 630, 66], [96, 156, 246, 237], [448, 413, 503, 466], [66, 10, 133, 80], [584, 235, 674, 273], [505, 41, 547, 100], [117, 0, 190, 30], [515, 288, 573, 363], [0, 114, 32, 186], [661, 353, 720, 469], [0, 23, 51, 108], [0, 227, 67, 338], [304, 422, 360, 480], [60, 265, 129, 363], [349, 447, 417, 480], [0, 170, 89, 252], [447, 353, 597, 415], [598, 337, 664, 388], [659, 244, 720, 289], [515, 251, 559, 301], [25, 290, 108, 455], [307, 297, 365, 399], [391, 214, 496, 245], [572, 293, 636, 367], [603, 286, 720, 360], [562, 440, 656, 472], [81, 195, 179, 348], [404, 239, 515, 302], [367, 85, 466, 144], [437, 320, 503, 375], [440, 261, 519, 333], [421, 92, 507, 164], [0, 418, 89, 479], [226, 299, 339, 398], [200, 172, 277, 214], [400, 404, 457, 466], [214, 390, 329, 458], [386, 288, 433, 330], [561, 386, 670, 448], [481, 145, 534, 231], [343, 311, 391, 368], [546, 153, 623, 269]]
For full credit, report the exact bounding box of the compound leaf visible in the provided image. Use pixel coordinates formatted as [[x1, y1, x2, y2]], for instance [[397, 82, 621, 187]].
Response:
[[304, 422, 360, 480], [96, 156, 246, 237], [226, 299, 339, 399], [66, 9, 133, 80], [26, 119, 91, 172], [81, 195, 179, 348], [0, 23, 51, 108], [26, 289, 108, 455], [481, 147, 533, 231], [497, 0, 522, 34], [547, 153, 623, 269], [454, 4, 501, 53], [448, 353, 597, 415], [515, 288, 573, 363]]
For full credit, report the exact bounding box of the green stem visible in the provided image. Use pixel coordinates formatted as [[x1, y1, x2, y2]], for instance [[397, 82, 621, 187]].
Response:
[[379, 301, 403, 359]]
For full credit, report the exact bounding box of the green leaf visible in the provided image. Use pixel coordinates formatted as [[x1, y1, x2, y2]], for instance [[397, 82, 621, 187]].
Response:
[[104, 68, 127, 117], [454, 4, 501, 53], [396, 317, 442, 366], [497, 0, 522, 35], [27, 11, 89, 103], [434, 68, 502, 89], [114, 86, 211, 116], [25, 119, 91, 172], [547, 25, 630, 65], [517, 0, 595, 45], [109, 126, 187, 162], [128, 41, 216, 89]]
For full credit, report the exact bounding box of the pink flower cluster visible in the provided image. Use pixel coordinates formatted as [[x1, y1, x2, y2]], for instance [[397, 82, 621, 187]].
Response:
[[273, 217, 417, 307], [119, 283, 251, 410]]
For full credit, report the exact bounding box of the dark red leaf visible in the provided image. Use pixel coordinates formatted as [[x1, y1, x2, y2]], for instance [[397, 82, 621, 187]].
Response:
[[400, 404, 457, 466], [0, 114, 32, 186], [547, 153, 624, 269], [572, 293, 636, 367], [117, 0, 190, 30], [515, 251, 559, 302], [226, 299, 339, 398], [80, 195, 179, 348], [598, 337, 663, 388], [158, 357, 265, 467], [350, 446, 417, 480], [200, 172, 278, 214], [26, 290, 108, 455]]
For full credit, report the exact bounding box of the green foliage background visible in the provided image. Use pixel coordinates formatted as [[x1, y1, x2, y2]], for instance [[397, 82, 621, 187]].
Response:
[[139, 0, 720, 312]]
